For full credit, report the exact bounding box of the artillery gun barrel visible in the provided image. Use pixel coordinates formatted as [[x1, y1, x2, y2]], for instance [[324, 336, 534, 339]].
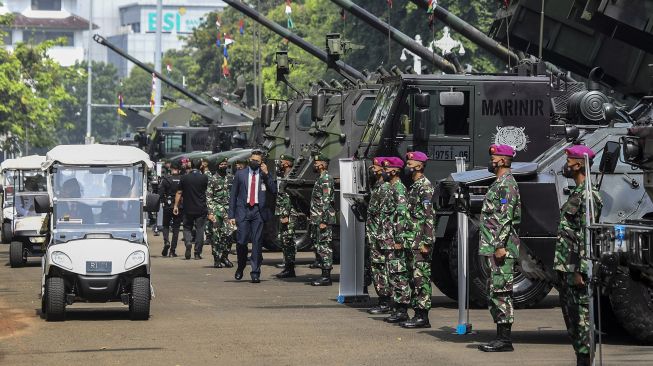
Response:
[[224, 0, 365, 81], [330, 0, 457, 74], [410, 0, 520, 66], [93, 34, 212, 108]]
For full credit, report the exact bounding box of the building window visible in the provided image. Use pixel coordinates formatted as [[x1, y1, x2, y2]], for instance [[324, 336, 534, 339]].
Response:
[[23, 30, 74, 46], [31, 0, 62, 11], [1, 29, 11, 45]]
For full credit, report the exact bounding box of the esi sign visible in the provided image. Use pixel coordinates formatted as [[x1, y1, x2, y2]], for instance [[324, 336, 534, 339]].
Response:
[[146, 7, 204, 34]]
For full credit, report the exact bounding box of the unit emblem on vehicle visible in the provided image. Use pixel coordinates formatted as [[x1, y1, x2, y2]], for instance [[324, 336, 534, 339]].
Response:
[[493, 126, 530, 151]]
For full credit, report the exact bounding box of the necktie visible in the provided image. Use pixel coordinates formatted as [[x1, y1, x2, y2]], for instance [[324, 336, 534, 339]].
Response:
[[249, 172, 256, 206]]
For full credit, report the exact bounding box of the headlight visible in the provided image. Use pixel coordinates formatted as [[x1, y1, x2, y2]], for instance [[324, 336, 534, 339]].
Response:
[[51, 251, 73, 270], [29, 237, 46, 244], [125, 250, 146, 270]]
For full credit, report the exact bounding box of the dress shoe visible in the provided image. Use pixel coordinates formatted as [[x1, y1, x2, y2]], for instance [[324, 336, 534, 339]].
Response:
[[170, 250, 178, 257], [478, 324, 514, 352], [161, 244, 170, 257], [367, 297, 392, 315], [251, 275, 260, 283], [184, 246, 191, 260], [234, 268, 244, 280], [384, 304, 409, 323], [311, 269, 332, 286], [194, 253, 202, 260], [220, 255, 234, 268], [400, 309, 431, 328], [275, 264, 296, 279]]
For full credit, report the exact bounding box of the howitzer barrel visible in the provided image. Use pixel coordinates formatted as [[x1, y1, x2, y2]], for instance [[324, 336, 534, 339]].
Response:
[[93, 34, 212, 108], [410, 0, 520, 66], [330, 0, 457, 74], [224, 0, 365, 81]]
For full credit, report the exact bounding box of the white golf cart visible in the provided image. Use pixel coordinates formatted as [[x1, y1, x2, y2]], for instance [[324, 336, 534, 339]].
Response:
[[35, 145, 159, 321], [0, 155, 48, 268]]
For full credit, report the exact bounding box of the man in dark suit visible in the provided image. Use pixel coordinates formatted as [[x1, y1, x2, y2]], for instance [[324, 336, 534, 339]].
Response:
[[228, 150, 277, 283]]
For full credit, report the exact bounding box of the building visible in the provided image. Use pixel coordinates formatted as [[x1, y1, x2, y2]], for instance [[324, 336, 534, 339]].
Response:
[[79, 0, 225, 77], [0, 0, 94, 66]]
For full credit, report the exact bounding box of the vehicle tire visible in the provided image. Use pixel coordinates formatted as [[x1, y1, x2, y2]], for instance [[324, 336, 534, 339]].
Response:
[[449, 218, 552, 309], [608, 267, 653, 344], [430, 237, 458, 300], [1, 222, 12, 244], [45, 277, 66, 321], [9, 241, 24, 268], [130, 277, 151, 321]]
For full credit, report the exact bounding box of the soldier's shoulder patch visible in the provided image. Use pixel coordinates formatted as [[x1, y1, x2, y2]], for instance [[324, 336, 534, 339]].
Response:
[[500, 198, 508, 204]]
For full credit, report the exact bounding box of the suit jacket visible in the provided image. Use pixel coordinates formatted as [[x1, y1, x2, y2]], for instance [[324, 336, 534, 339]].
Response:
[[228, 167, 277, 222]]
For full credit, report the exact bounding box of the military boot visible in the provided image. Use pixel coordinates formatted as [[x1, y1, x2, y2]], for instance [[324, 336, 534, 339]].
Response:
[[576, 354, 591, 366], [220, 253, 234, 268], [308, 253, 321, 269], [275, 261, 286, 269], [400, 309, 431, 328], [367, 297, 392, 315], [478, 324, 514, 352], [311, 269, 332, 286], [161, 244, 170, 257], [384, 304, 409, 323], [213, 256, 224, 268], [275, 263, 296, 278]]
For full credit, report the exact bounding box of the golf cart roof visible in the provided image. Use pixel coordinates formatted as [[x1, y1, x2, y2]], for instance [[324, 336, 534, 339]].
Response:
[[0, 155, 46, 172], [44, 144, 153, 168]]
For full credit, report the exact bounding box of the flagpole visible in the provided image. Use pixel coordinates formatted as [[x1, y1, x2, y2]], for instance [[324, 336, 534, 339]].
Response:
[[257, 0, 262, 109], [154, 0, 163, 114], [86, 0, 93, 144]]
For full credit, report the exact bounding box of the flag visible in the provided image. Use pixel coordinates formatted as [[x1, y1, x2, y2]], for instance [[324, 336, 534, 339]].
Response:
[[224, 34, 234, 46], [223, 45, 229, 59], [239, 19, 244, 35], [166, 64, 172, 73], [285, 0, 294, 29], [117, 94, 127, 117], [340, 8, 346, 20], [427, 0, 437, 13], [150, 73, 156, 114], [216, 34, 221, 48], [215, 18, 221, 28], [387, 0, 392, 8], [222, 57, 230, 77]]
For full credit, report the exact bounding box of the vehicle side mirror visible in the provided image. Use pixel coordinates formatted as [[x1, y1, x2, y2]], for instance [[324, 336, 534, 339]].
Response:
[[261, 104, 273, 128], [145, 193, 160, 213], [439, 91, 465, 106], [565, 125, 580, 143], [311, 94, 326, 121], [34, 194, 51, 214], [413, 109, 430, 143], [415, 93, 430, 109], [599, 141, 620, 174]]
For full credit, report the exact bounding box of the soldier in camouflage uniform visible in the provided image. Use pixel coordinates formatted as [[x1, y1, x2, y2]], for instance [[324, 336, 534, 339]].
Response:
[[366, 157, 393, 315], [399, 151, 436, 329], [275, 154, 298, 279], [380, 157, 412, 324], [555, 145, 602, 366], [207, 158, 235, 268], [202, 157, 214, 250], [309, 152, 336, 286], [478, 144, 521, 352]]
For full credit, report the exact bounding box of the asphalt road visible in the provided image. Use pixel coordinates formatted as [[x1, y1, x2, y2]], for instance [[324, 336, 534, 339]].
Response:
[[0, 234, 651, 366]]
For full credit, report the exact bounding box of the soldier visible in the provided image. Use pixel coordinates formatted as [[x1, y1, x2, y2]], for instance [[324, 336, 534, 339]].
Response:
[[207, 158, 235, 268], [478, 144, 521, 352], [400, 151, 436, 329], [554, 145, 602, 366], [381, 157, 411, 323], [366, 157, 393, 314], [309, 152, 336, 286], [275, 154, 298, 278], [160, 162, 183, 257]]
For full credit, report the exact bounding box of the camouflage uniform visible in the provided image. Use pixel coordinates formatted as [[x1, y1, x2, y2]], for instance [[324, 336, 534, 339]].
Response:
[[554, 181, 602, 357], [203, 169, 214, 246], [405, 175, 436, 310], [207, 171, 236, 260], [479, 172, 521, 325], [276, 179, 298, 265], [309, 170, 336, 269], [381, 179, 411, 306], [367, 179, 392, 298]]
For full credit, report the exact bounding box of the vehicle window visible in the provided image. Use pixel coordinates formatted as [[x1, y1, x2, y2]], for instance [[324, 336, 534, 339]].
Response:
[[361, 83, 400, 143], [355, 98, 375, 126], [297, 106, 313, 130], [422, 91, 470, 136], [165, 134, 185, 154]]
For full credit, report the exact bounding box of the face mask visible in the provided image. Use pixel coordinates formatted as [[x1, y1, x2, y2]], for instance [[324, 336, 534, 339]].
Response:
[[277, 164, 286, 175], [562, 163, 576, 178], [487, 161, 498, 174], [313, 165, 320, 173], [381, 171, 392, 182], [218, 167, 227, 176], [249, 161, 260, 171], [404, 166, 415, 176]]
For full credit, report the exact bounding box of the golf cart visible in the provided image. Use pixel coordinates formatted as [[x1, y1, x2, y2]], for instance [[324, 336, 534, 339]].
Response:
[[0, 155, 48, 268], [37, 145, 159, 321]]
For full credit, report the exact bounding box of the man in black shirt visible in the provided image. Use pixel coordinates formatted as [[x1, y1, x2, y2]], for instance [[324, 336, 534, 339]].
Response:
[[174, 159, 209, 260], [160, 163, 183, 257]]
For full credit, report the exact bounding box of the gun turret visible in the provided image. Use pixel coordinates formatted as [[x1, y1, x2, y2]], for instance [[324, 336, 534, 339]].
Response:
[[223, 0, 365, 81], [330, 0, 457, 74]]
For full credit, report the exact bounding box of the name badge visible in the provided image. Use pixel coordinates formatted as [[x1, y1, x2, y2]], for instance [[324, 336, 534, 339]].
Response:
[[261, 184, 267, 192]]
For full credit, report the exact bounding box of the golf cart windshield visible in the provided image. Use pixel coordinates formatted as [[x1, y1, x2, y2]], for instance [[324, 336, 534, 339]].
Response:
[[51, 165, 144, 243], [4, 169, 46, 210]]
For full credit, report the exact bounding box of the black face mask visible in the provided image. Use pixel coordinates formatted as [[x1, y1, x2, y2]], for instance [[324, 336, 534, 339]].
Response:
[[381, 171, 392, 182], [249, 161, 260, 171], [404, 166, 415, 176], [313, 165, 320, 173], [487, 161, 498, 174], [277, 164, 286, 175], [561, 163, 577, 178], [218, 167, 227, 176]]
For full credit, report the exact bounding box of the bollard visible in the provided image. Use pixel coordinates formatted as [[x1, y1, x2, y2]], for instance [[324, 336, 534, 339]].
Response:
[[455, 157, 472, 335]]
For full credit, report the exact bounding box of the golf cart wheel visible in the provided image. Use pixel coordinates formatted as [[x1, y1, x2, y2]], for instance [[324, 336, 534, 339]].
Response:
[[1, 222, 12, 243], [45, 277, 66, 321], [9, 241, 24, 268], [130, 277, 151, 321]]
